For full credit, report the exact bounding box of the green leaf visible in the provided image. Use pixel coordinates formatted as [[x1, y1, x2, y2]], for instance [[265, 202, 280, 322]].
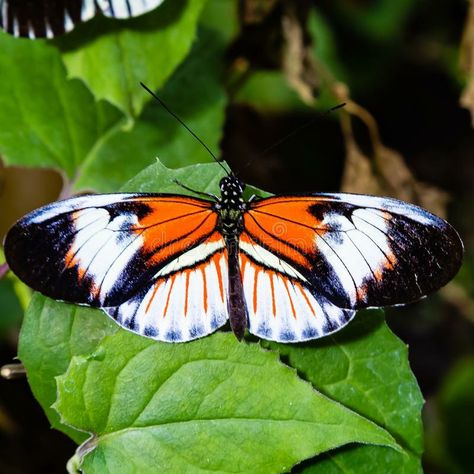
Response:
[[200, 0, 240, 43], [57, 0, 207, 117], [234, 70, 308, 112], [56, 331, 399, 473], [122, 159, 225, 193], [18, 295, 119, 443], [0, 276, 23, 337], [0, 32, 124, 178], [308, 9, 347, 84], [264, 310, 424, 473], [74, 26, 228, 192], [428, 357, 474, 473], [331, 0, 415, 41]]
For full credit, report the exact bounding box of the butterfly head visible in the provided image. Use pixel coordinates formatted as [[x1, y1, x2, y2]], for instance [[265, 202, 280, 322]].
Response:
[[219, 174, 246, 213]]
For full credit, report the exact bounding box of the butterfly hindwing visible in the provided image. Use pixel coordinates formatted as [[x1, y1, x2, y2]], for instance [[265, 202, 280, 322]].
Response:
[[105, 246, 229, 342], [245, 194, 463, 313], [239, 248, 355, 343], [4, 193, 218, 309]]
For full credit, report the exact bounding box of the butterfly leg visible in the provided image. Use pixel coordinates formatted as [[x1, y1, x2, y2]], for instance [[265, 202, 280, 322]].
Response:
[[172, 179, 219, 201]]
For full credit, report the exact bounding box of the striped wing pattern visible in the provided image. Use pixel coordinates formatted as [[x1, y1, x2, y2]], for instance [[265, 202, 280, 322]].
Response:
[[241, 194, 462, 342], [5, 193, 233, 342], [4, 193, 232, 342], [4, 192, 463, 343], [105, 247, 229, 342], [0, 0, 162, 38]]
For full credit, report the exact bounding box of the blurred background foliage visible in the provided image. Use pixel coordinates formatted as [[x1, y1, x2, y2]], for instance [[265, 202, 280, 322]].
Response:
[[0, 0, 473, 472]]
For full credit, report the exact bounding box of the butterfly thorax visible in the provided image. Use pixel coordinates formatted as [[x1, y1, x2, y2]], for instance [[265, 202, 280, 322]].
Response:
[[215, 175, 246, 239]]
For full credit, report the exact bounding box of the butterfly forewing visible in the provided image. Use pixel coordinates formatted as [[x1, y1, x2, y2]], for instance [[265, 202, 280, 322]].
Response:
[[245, 194, 463, 314], [4, 193, 218, 309], [0, 0, 95, 38]]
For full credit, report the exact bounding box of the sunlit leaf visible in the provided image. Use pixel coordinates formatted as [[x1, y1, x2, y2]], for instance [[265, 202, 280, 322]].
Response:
[[57, 0, 207, 117], [56, 332, 399, 473], [265, 310, 424, 472], [74, 27, 228, 192], [0, 32, 124, 178]]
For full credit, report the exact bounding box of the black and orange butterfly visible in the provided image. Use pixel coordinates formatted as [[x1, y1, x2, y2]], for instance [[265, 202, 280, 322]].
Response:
[[4, 167, 463, 343], [0, 0, 162, 38]]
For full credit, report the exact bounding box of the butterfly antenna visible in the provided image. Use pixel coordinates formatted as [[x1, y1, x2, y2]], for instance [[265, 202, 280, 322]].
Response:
[[140, 82, 230, 176], [243, 102, 346, 169]]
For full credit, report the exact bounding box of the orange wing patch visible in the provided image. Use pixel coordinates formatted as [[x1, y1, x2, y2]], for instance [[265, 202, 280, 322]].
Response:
[[244, 197, 328, 270], [133, 197, 218, 267]]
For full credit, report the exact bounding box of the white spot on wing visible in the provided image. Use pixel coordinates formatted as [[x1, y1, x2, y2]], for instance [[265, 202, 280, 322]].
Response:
[[314, 209, 394, 304], [81, 0, 97, 21], [321, 193, 438, 226]]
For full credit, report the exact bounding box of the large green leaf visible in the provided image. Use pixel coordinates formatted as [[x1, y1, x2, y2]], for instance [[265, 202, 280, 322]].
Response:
[[56, 331, 399, 473], [57, 0, 207, 117], [427, 357, 474, 473], [18, 295, 119, 443], [0, 32, 124, 178], [74, 26, 228, 192], [265, 310, 424, 473]]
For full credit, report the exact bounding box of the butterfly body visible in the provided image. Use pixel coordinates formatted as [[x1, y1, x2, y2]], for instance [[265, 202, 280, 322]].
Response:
[[4, 172, 463, 343], [214, 176, 248, 340]]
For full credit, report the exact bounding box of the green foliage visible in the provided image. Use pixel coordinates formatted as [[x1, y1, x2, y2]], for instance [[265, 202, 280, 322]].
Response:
[[235, 71, 307, 112], [18, 295, 118, 443], [74, 26, 228, 192], [0, 250, 30, 336], [1, 1, 428, 472], [56, 331, 398, 473], [57, 0, 207, 117], [0, 32, 123, 178], [424, 357, 474, 473], [266, 310, 423, 472], [331, 0, 415, 41], [0, 276, 23, 337]]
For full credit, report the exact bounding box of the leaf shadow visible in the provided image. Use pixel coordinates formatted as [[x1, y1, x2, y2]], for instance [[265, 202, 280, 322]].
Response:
[[290, 443, 361, 473]]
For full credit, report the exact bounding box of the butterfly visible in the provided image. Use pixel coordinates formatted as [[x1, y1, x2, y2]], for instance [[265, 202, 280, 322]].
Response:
[[3, 170, 463, 343], [0, 0, 162, 38]]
